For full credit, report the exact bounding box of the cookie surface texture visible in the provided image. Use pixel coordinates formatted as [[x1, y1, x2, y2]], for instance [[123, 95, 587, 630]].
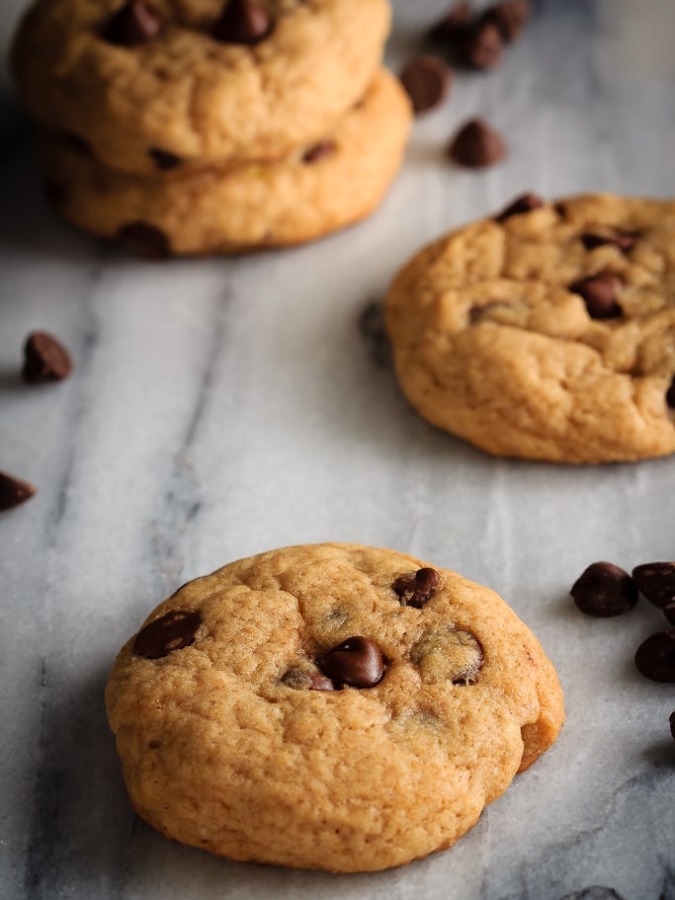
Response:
[[41, 69, 411, 255], [386, 193, 675, 463], [105, 543, 564, 872], [12, 0, 390, 175]]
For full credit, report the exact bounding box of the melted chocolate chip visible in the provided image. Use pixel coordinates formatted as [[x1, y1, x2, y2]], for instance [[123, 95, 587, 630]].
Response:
[[320, 636, 384, 688], [302, 141, 336, 164], [117, 222, 171, 259], [134, 609, 202, 659], [213, 0, 274, 45], [103, 0, 164, 47], [393, 568, 440, 608], [569, 272, 623, 319], [666, 375, 675, 409], [494, 192, 544, 223], [22, 331, 73, 384], [411, 629, 483, 685], [150, 149, 182, 170], [482, 0, 531, 42], [632, 562, 675, 609], [399, 56, 451, 115], [581, 231, 637, 254], [0, 470, 36, 512], [570, 562, 638, 617], [448, 118, 507, 168], [634, 630, 675, 683]]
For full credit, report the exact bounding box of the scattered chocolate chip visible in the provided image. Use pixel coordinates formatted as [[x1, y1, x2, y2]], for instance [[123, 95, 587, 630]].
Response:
[[133, 609, 201, 659], [670, 711, 675, 742], [634, 630, 675, 683], [321, 636, 384, 689], [428, 1, 472, 43], [482, 0, 531, 42], [448, 117, 507, 168], [213, 0, 274, 45], [570, 562, 638, 617], [465, 20, 503, 69], [149, 148, 182, 171], [103, 0, 164, 47], [581, 231, 638, 254], [411, 629, 483, 685], [117, 222, 171, 259], [0, 470, 36, 512], [302, 141, 336, 164], [281, 667, 335, 691], [399, 56, 451, 115], [393, 568, 440, 608], [494, 192, 544, 223], [666, 375, 675, 409], [631, 562, 675, 609], [22, 331, 73, 384], [664, 603, 675, 626], [569, 272, 623, 320]]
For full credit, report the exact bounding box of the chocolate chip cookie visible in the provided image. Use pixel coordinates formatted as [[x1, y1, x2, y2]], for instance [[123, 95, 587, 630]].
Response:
[[105, 542, 564, 872], [12, 0, 391, 176], [386, 193, 675, 463], [41, 69, 411, 255]]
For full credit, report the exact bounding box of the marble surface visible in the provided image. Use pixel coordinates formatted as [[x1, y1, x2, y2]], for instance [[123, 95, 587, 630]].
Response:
[[1, 1, 674, 899]]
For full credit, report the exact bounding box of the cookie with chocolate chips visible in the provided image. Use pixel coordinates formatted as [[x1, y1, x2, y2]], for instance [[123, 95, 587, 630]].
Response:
[[39, 69, 411, 255], [105, 542, 564, 872], [11, 0, 390, 176], [386, 192, 675, 463]]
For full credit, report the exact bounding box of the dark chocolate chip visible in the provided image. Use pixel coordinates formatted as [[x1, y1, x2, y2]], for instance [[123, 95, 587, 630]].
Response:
[[569, 272, 623, 320], [393, 568, 440, 608], [570, 562, 638, 617], [448, 117, 507, 168], [494, 192, 544, 223], [670, 711, 675, 742], [428, 1, 472, 43], [213, 0, 274, 45], [134, 609, 202, 659], [465, 20, 503, 69], [581, 231, 637, 254], [22, 331, 73, 384], [399, 56, 451, 115], [664, 603, 675, 626], [634, 630, 675, 683], [302, 141, 336, 164], [0, 470, 36, 512], [666, 375, 675, 409], [149, 148, 182, 171], [321, 636, 384, 688], [117, 222, 171, 259], [632, 562, 675, 609], [482, 0, 531, 42], [103, 0, 164, 47]]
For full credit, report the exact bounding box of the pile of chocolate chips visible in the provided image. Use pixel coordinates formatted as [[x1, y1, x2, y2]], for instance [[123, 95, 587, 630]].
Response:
[[571, 560, 675, 741], [0, 331, 73, 511], [399, 1, 531, 168]]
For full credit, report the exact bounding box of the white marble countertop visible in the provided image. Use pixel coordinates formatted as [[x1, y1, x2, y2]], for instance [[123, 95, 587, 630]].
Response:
[[1, 2, 674, 899]]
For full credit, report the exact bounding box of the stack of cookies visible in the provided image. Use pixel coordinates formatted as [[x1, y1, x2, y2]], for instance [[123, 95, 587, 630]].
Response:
[[11, 0, 411, 257]]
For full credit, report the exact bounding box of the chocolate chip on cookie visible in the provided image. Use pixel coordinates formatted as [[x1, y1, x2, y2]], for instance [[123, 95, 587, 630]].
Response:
[[103, 0, 164, 47], [631, 562, 675, 609], [134, 609, 202, 659], [448, 117, 507, 168], [149, 149, 182, 171], [569, 272, 623, 320], [320, 636, 385, 688], [22, 331, 73, 384], [0, 470, 36, 512], [570, 562, 638, 617], [393, 567, 440, 608], [399, 57, 452, 114], [482, 1, 531, 43], [411, 629, 483, 684], [213, 0, 275, 45], [302, 140, 336, 164], [282, 667, 335, 691], [494, 192, 544, 222], [666, 376, 675, 409], [634, 630, 675, 683], [581, 231, 638, 254], [117, 222, 171, 259]]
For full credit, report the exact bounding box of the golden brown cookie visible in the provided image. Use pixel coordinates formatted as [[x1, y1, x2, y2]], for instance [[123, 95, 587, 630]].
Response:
[[105, 542, 564, 872], [12, 0, 391, 176], [386, 193, 675, 464], [40, 68, 411, 256]]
